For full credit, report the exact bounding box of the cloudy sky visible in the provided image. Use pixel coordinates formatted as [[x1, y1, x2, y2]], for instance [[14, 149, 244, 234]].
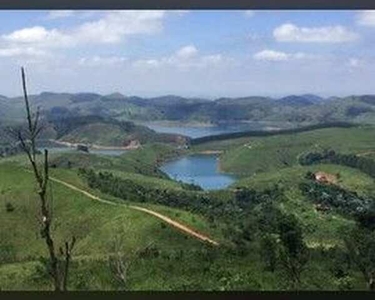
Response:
[[1, 10, 375, 98]]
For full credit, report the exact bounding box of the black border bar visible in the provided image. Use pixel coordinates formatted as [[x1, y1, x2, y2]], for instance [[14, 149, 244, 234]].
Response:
[[0, 0, 375, 9]]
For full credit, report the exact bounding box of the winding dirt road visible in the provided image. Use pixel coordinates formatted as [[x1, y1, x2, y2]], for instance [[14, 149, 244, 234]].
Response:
[[49, 176, 219, 246]]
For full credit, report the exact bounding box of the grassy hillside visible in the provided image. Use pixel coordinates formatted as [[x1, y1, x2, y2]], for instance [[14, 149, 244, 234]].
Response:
[[192, 125, 375, 176], [1, 121, 375, 290], [0, 162, 224, 290], [0, 156, 371, 290], [234, 164, 375, 196]]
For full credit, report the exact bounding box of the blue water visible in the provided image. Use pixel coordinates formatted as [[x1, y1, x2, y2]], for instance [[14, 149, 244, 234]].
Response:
[[160, 154, 236, 190], [143, 122, 283, 138]]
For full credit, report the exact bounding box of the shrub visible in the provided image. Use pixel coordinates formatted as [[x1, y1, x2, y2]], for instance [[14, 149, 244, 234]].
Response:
[[5, 202, 14, 212]]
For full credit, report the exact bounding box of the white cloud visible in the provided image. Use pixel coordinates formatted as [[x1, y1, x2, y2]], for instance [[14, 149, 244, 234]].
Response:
[[74, 10, 166, 44], [273, 23, 359, 43], [244, 11, 254, 17], [132, 59, 161, 69], [0, 47, 47, 57], [253, 49, 313, 61], [2, 26, 72, 47], [1, 10, 166, 50], [79, 55, 127, 66], [133, 45, 229, 70], [175, 45, 198, 59], [169, 46, 227, 68], [253, 50, 289, 61], [357, 10, 375, 26]]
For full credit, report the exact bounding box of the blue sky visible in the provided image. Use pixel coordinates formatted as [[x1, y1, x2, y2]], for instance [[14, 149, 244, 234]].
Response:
[[0, 10, 375, 98]]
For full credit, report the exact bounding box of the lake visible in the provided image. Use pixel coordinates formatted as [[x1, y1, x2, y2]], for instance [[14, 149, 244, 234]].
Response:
[[160, 154, 236, 190], [142, 121, 291, 138]]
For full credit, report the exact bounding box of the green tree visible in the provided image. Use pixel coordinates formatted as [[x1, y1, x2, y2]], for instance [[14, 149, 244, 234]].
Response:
[[278, 214, 309, 289], [260, 234, 278, 272], [344, 227, 375, 291]]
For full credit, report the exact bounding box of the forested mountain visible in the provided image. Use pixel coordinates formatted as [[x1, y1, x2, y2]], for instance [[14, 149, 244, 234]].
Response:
[[2, 92, 375, 125], [0, 114, 189, 150]]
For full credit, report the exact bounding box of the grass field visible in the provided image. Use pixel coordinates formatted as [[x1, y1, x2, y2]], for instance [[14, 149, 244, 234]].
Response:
[[192, 125, 375, 176], [0, 162, 221, 290]]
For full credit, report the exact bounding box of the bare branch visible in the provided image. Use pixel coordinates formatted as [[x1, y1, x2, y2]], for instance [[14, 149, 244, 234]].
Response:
[[62, 236, 76, 291], [33, 125, 44, 141], [17, 67, 78, 291], [18, 67, 62, 291], [21, 67, 33, 135], [42, 150, 49, 194], [32, 106, 40, 136]]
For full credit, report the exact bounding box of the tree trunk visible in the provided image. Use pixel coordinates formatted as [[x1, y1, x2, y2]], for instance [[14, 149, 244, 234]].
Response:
[[20, 68, 62, 291], [369, 276, 375, 291]]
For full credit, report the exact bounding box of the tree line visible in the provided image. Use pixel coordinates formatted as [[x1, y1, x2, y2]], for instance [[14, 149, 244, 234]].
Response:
[[299, 149, 375, 179], [191, 122, 356, 145]]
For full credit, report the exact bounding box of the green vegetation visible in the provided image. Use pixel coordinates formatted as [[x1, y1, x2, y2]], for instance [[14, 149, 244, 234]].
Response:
[[1, 110, 375, 290], [0, 163, 220, 290], [45, 142, 183, 178], [190, 122, 355, 145], [193, 125, 375, 176], [46, 115, 188, 147], [299, 149, 375, 179], [4, 92, 375, 126]]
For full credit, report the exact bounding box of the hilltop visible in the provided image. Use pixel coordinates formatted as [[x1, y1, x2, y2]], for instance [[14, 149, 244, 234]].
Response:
[[2, 92, 375, 126]]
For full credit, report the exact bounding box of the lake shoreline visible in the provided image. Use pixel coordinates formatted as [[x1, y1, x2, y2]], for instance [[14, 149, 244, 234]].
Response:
[[138, 120, 216, 128], [47, 139, 140, 150]]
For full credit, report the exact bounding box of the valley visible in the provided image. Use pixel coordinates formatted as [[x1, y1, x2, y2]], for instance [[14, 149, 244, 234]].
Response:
[[2, 9, 375, 293], [1, 114, 375, 290]]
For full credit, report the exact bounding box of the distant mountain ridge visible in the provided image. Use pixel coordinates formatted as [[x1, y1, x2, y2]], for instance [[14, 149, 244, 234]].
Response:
[[2, 92, 375, 126]]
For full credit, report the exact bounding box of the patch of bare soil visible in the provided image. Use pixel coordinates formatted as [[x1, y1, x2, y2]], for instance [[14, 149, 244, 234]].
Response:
[[314, 171, 338, 185]]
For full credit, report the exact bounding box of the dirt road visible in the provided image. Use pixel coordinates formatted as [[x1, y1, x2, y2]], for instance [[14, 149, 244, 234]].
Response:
[[49, 176, 219, 246]]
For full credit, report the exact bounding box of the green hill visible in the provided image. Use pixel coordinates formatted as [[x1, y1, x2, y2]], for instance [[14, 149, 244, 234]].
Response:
[[35, 115, 189, 148], [0, 162, 223, 290], [3, 92, 375, 126], [192, 125, 375, 176], [2, 159, 368, 291], [232, 163, 375, 247], [1, 120, 375, 290]]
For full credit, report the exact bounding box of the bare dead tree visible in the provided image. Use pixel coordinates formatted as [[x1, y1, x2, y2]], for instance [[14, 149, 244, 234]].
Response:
[[16, 67, 76, 291], [60, 236, 76, 291], [109, 252, 130, 288], [108, 230, 154, 289], [108, 233, 132, 289]]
